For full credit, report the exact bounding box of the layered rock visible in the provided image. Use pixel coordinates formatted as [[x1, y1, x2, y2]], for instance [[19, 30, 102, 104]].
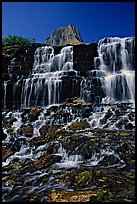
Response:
[[45, 24, 83, 46], [2, 25, 135, 109], [2, 44, 42, 108], [73, 43, 98, 76], [2, 44, 42, 82]]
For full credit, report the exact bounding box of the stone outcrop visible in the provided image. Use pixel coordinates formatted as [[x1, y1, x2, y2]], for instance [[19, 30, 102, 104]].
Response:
[[45, 24, 83, 46], [73, 43, 98, 77], [2, 43, 42, 108], [2, 43, 42, 82]]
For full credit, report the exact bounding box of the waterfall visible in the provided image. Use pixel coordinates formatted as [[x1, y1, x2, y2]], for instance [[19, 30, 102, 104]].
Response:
[[96, 37, 135, 103], [3, 81, 7, 108], [81, 37, 135, 103], [3, 37, 135, 109], [20, 46, 76, 108]]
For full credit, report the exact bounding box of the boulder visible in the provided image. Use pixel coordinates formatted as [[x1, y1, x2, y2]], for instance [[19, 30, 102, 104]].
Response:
[[29, 108, 41, 121], [68, 120, 90, 131], [18, 124, 33, 137]]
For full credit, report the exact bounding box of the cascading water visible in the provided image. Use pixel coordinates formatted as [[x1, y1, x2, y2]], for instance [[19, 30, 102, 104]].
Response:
[[3, 81, 7, 108], [3, 37, 135, 109], [81, 37, 135, 103], [20, 46, 77, 108], [95, 37, 135, 103], [2, 37, 135, 202]]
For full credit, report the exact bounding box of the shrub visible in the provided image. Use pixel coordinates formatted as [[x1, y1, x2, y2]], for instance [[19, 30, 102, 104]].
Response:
[[2, 35, 35, 47]]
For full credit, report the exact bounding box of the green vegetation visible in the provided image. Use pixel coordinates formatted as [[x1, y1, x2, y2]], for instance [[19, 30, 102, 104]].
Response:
[[96, 191, 105, 202], [54, 44, 66, 48], [95, 170, 102, 177], [90, 190, 114, 202], [108, 192, 114, 201], [76, 171, 93, 187], [2, 35, 35, 47]]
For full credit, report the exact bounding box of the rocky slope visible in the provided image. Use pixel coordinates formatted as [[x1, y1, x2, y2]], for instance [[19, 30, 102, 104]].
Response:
[[45, 24, 84, 46], [2, 100, 135, 202]]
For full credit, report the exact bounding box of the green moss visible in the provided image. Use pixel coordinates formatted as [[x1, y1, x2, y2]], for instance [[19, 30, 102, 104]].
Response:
[[30, 107, 41, 111], [95, 170, 102, 177], [76, 171, 93, 187], [108, 192, 114, 202], [2, 44, 20, 50], [119, 131, 129, 137], [2, 46, 21, 58], [54, 44, 65, 48], [97, 191, 105, 201]]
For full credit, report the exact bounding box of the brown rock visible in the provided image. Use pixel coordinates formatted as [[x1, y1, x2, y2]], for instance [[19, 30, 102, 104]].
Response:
[[29, 107, 41, 121]]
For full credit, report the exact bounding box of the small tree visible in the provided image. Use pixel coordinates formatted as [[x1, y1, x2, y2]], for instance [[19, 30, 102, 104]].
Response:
[[2, 35, 36, 47]]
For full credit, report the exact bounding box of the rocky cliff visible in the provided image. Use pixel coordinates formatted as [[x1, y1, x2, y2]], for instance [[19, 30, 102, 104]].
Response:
[[45, 24, 83, 46], [2, 24, 135, 109], [2, 43, 97, 108], [2, 44, 43, 108], [2, 43, 43, 82]]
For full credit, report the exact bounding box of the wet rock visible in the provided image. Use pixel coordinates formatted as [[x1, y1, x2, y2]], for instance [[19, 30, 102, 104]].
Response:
[[29, 108, 41, 121], [68, 120, 90, 131], [119, 142, 135, 164], [48, 189, 100, 202], [48, 125, 60, 136], [100, 109, 113, 124], [24, 124, 34, 137], [23, 108, 31, 114], [33, 153, 62, 170], [98, 154, 120, 166], [76, 170, 93, 187], [115, 118, 129, 129], [7, 127, 15, 135], [81, 106, 93, 118], [2, 148, 13, 161], [78, 143, 93, 159], [18, 124, 33, 137], [124, 122, 134, 130], [39, 124, 50, 136], [51, 154, 62, 163], [3, 116, 17, 127]]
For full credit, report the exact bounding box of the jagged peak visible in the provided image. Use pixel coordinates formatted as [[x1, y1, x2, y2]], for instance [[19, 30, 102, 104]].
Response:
[[45, 24, 83, 46]]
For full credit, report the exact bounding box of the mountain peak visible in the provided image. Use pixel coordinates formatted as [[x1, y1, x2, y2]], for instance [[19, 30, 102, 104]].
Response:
[[45, 24, 84, 46]]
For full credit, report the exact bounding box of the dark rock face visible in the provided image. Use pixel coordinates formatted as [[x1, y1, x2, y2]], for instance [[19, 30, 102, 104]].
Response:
[[18, 124, 33, 137], [6, 44, 97, 108], [2, 35, 135, 108], [45, 24, 83, 46], [2, 44, 42, 82], [73, 43, 98, 77], [2, 44, 42, 108], [61, 75, 82, 101]]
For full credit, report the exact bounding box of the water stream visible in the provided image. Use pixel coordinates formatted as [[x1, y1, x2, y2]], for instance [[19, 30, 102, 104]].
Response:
[[2, 37, 135, 202]]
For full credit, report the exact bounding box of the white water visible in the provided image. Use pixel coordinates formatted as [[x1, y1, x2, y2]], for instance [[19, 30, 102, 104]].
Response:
[[55, 143, 83, 169], [21, 46, 76, 108], [83, 148, 125, 167], [3, 37, 135, 108], [3, 81, 7, 108], [95, 37, 135, 103]]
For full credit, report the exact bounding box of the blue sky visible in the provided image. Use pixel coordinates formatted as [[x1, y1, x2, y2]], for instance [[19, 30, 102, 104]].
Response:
[[2, 2, 135, 44]]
